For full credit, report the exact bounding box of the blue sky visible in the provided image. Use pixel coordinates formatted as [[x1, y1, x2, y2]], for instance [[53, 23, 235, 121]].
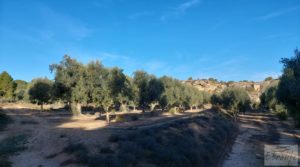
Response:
[[0, 0, 299, 82]]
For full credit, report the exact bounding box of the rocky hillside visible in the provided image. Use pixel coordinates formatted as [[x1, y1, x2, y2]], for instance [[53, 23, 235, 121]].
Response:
[[183, 79, 279, 102]]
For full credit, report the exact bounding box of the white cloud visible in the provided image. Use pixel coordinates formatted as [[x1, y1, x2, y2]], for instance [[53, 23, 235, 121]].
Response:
[[161, 0, 201, 21], [254, 6, 300, 21]]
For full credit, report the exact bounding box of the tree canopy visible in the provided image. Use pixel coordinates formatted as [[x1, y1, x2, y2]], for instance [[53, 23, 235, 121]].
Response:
[[28, 78, 53, 110], [276, 49, 300, 126], [0, 71, 16, 101]]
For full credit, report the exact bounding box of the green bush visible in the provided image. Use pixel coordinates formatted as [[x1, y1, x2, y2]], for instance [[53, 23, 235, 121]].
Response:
[[275, 104, 288, 120], [168, 107, 177, 115], [211, 87, 251, 115], [115, 115, 125, 122], [260, 85, 278, 110]]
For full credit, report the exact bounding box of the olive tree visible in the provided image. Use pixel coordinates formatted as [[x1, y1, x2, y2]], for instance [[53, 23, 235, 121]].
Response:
[[28, 78, 53, 110], [50, 55, 88, 116]]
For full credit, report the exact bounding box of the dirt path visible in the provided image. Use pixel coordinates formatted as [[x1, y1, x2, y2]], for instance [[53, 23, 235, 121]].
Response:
[[222, 112, 300, 167]]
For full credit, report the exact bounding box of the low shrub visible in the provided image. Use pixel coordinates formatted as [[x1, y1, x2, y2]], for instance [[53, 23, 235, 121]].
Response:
[[168, 108, 176, 115], [62, 143, 89, 164], [130, 115, 139, 121], [275, 104, 288, 120], [108, 134, 122, 143], [115, 115, 125, 122], [0, 134, 28, 167]]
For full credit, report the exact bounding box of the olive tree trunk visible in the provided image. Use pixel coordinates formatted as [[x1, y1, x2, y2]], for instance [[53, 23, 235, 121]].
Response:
[[71, 102, 82, 116]]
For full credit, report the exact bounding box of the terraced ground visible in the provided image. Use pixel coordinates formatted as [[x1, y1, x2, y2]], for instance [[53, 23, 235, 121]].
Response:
[[0, 104, 299, 167]]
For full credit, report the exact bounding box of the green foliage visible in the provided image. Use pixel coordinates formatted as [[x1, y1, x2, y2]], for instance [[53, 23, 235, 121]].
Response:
[[276, 49, 300, 126], [159, 76, 209, 111], [28, 78, 53, 109], [260, 85, 278, 110], [168, 107, 177, 115], [0, 71, 16, 102], [211, 87, 251, 115], [50, 55, 86, 104], [264, 76, 273, 81], [49, 55, 210, 115], [208, 78, 218, 82], [0, 134, 28, 167], [274, 104, 288, 120], [13, 80, 28, 101], [133, 71, 164, 111], [115, 115, 125, 122]]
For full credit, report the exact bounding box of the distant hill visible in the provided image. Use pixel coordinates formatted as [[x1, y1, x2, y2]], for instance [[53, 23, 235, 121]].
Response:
[[182, 79, 279, 102]]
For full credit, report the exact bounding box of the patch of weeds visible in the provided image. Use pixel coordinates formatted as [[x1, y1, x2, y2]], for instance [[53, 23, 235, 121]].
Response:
[[20, 120, 39, 125], [0, 134, 29, 167], [130, 115, 139, 121], [0, 134, 28, 156], [45, 152, 60, 159], [0, 112, 13, 131], [61, 143, 89, 165], [59, 134, 67, 138], [115, 115, 125, 122], [88, 155, 122, 167], [108, 134, 122, 143]]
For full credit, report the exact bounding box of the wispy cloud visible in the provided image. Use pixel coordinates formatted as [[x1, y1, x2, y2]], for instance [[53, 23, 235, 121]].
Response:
[[254, 6, 300, 21], [128, 11, 154, 20], [161, 0, 201, 21], [38, 5, 92, 40]]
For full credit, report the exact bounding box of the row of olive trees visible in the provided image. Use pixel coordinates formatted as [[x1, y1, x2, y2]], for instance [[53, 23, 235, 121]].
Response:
[[26, 55, 209, 121]]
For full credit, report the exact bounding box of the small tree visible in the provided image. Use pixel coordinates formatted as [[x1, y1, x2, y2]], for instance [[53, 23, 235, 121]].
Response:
[[260, 85, 278, 110], [133, 70, 151, 112], [28, 78, 53, 110], [50, 55, 87, 116], [0, 71, 16, 101], [14, 80, 28, 101]]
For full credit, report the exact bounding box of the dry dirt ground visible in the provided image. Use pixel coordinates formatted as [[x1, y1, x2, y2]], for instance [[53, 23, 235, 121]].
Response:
[[222, 112, 300, 167], [0, 104, 205, 167]]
